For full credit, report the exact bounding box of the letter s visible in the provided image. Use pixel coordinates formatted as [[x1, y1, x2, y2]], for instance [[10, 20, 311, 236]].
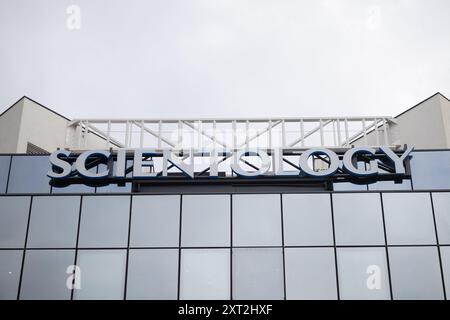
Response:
[[48, 150, 72, 179]]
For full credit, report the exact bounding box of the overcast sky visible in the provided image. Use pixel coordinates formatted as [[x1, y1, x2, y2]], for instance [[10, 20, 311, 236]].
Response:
[[0, 0, 449, 119]]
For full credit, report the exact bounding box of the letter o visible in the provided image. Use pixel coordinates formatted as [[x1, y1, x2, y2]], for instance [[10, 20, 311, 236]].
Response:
[[299, 148, 339, 177]]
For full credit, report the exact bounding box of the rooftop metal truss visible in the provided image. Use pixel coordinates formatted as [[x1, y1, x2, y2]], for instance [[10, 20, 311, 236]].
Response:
[[65, 117, 396, 152]]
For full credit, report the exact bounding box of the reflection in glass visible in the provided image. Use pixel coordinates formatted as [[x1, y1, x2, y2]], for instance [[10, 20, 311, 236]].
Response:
[[233, 194, 282, 246], [20, 250, 74, 300], [431, 193, 450, 244], [233, 248, 284, 300], [0, 250, 22, 300], [130, 195, 180, 247], [333, 193, 385, 245], [0, 156, 10, 193], [78, 196, 130, 248], [7, 156, 51, 194], [127, 249, 178, 300], [180, 249, 230, 300], [182, 195, 230, 247], [74, 250, 126, 300], [96, 161, 132, 193], [285, 248, 337, 299], [383, 193, 436, 245], [410, 151, 450, 190], [0, 196, 30, 248], [389, 246, 444, 300], [337, 247, 390, 300], [27, 196, 80, 248], [283, 194, 333, 246]]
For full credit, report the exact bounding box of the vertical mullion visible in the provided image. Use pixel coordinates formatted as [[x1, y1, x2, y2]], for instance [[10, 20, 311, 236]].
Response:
[[17, 196, 33, 300], [177, 195, 183, 300], [329, 193, 340, 300], [280, 194, 287, 300], [379, 193, 394, 300], [123, 195, 133, 300], [429, 192, 447, 300], [5, 155, 12, 194], [230, 194, 233, 300], [71, 195, 83, 300]]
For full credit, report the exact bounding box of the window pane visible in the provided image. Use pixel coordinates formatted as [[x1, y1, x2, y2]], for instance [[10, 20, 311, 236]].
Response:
[[233, 248, 284, 300], [182, 195, 230, 247], [7, 156, 50, 194], [96, 161, 132, 193], [126, 249, 178, 300], [439, 246, 450, 300], [368, 167, 411, 191], [27, 196, 80, 248], [410, 151, 450, 190], [78, 196, 130, 248], [0, 250, 22, 300], [333, 193, 385, 245], [20, 250, 74, 300], [233, 194, 282, 246], [0, 156, 10, 193], [130, 195, 180, 247], [333, 182, 367, 191], [431, 193, 450, 244], [383, 193, 436, 245], [285, 248, 337, 300], [52, 182, 95, 194], [282, 194, 333, 246], [0, 196, 30, 248], [74, 250, 126, 300], [180, 249, 230, 300], [337, 247, 390, 300], [389, 246, 444, 300]]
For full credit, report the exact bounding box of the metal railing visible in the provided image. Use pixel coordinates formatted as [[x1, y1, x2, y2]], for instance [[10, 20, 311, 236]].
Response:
[[65, 117, 396, 151]]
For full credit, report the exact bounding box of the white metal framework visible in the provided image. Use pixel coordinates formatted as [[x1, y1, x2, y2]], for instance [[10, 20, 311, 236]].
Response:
[[65, 117, 396, 151]]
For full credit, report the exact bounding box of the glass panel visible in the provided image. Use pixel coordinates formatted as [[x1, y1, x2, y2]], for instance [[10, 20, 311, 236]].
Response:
[[333, 182, 367, 191], [0, 196, 30, 248], [181, 195, 230, 247], [0, 250, 22, 300], [232, 194, 282, 246], [74, 250, 126, 300], [368, 166, 411, 191], [78, 196, 130, 248], [368, 180, 411, 191], [130, 195, 180, 247], [232, 248, 284, 300], [333, 193, 385, 245], [410, 151, 450, 190], [20, 250, 74, 300], [52, 182, 95, 194], [282, 194, 333, 246], [27, 196, 80, 248], [431, 193, 450, 245], [96, 161, 132, 193], [180, 249, 230, 300], [389, 246, 444, 300], [337, 247, 390, 300], [383, 193, 436, 245], [7, 156, 51, 194], [0, 156, 10, 193], [439, 246, 450, 300], [285, 248, 337, 300], [126, 249, 178, 300]]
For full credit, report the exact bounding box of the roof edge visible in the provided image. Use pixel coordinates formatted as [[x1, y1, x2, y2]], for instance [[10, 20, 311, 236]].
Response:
[[394, 92, 449, 118], [0, 96, 71, 121]]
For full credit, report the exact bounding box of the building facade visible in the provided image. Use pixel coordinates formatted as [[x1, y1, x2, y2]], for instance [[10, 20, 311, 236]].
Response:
[[1, 93, 450, 300]]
